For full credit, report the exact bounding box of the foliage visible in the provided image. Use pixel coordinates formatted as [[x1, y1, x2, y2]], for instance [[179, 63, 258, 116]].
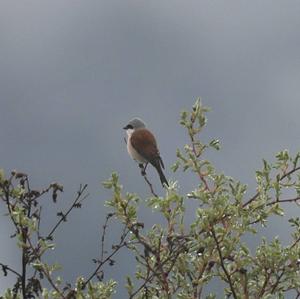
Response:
[[1, 99, 300, 298], [0, 174, 119, 298]]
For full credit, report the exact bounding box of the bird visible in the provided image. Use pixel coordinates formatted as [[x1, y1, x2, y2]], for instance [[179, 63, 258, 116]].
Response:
[[123, 118, 168, 187]]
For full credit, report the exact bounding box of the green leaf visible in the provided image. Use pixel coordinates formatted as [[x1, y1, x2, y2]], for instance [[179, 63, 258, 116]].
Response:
[[209, 139, 221, 150]]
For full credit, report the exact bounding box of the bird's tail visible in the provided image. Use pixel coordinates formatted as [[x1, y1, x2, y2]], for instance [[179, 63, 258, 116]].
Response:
[[154, 163, 169, 187]]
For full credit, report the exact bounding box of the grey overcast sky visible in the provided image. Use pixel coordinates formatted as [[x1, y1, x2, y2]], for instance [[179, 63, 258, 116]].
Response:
[[1, 0, 300, 296]]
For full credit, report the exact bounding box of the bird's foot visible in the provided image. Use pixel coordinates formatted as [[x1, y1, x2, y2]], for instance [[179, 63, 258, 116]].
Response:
[[139, 163, 148, 176]]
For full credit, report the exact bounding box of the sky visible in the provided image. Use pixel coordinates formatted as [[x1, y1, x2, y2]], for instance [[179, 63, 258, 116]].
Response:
[[1, 0, 300, 297]]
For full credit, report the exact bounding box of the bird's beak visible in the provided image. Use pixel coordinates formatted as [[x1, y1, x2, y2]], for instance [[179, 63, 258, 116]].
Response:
[[123, 126, 127, 130]]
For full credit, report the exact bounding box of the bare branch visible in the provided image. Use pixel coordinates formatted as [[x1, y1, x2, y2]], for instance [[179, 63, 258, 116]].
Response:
[[82, 227, 130, 289], [0, 263, 22, 279], [46, 184, 88, 240], [267, 196, 300, 206], [138, 163, 159, 197]]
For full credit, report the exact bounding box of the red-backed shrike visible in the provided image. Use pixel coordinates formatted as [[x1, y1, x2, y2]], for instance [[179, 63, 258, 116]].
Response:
[[123, 118, 168, 187]]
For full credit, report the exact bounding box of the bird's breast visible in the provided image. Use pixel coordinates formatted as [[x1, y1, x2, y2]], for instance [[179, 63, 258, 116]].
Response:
[[127, 136, 147, 163]]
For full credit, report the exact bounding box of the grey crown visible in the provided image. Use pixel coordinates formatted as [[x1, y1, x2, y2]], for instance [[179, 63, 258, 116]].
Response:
[[123, 118, 146, 130]]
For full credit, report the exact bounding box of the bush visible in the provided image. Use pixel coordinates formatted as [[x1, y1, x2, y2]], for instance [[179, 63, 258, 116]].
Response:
[[1, 100, 300, 298]]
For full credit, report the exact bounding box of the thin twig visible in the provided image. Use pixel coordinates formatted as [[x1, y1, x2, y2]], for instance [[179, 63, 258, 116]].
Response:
[[241, 270, 249, 299], [249, 196, 300, 225], [270, 269, 285, 294], [4, 183, 20, 234], [100, 213, 114, 262], [46, 184, 88, 240], [211, 228, 237, 299], [190, 135, 210, 191], [21, 229, 27, 299], [266, 196, 300, 206], [27, 237, 65, 298], [129, 242, 184, 298], [243, 166, 300, 208], [257, 268, 271, 298], [129, 272, 155, 298], [83, 228, 130, 288], [142, 175, 159, 197], [139, 164, 159, 197], [290, 235, 300, 249], [0, 263, 22, 278]]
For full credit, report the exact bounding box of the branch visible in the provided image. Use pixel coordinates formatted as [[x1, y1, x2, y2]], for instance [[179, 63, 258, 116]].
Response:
[[211, 228, 237, 299], [120, 201, 177, 297], [138, 163, 159, 197], [242, 192, 259, 208], [290, 235, 300, 249], [3, 182, 20, 234], [129, 242, 184, 298], [100, 213, 114, 262], [129, 261, 157, 299], [46, 184, 88, 240], [246, 196, 300, 225], [281, 166, 300, 181], [26, 237, 65, 298], [21, 229, 27, 299], [257, 268, 271, 298], [243, 166, 300, 208], [0, 263, 22, 279], [266, 196, 300, 206], [241, 269, 249, 299], [82, 227, 130, 289], [270, 269, 285, 294], [190, 136, 210, 192]]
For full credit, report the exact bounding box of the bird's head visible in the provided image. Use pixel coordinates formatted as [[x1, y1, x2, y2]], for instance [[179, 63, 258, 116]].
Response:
[[123, 118, 146, 136]]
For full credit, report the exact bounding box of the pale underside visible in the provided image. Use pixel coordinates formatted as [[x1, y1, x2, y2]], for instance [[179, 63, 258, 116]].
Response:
[[127, 134, 147, 163]]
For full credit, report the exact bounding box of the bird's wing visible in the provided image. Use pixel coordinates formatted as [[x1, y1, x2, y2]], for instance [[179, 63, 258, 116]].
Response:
[[159, 156, 165, 169], [130, 128, 160, 164]]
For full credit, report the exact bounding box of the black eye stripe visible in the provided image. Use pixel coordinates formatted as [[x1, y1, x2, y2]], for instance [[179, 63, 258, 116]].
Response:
[[123, 124, 133, 130]]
